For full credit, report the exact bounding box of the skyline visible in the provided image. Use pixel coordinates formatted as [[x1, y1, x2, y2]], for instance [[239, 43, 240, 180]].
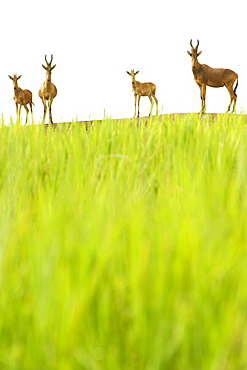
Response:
[[1, 0, 246, 123]]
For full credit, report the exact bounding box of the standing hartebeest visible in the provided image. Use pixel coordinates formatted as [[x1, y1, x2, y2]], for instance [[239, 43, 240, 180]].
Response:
[[8, 74, 33, 124], [126, 69, 158, 117], [38, 54, 57, 123], [187, 40, 238, 113]]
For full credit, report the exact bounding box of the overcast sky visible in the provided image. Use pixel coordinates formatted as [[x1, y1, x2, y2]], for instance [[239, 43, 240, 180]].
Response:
[[1, 0, 246, 123]]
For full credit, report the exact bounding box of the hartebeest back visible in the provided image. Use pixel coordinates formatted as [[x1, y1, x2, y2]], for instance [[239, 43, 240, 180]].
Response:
[[38, 54, 57, 123], [187, 40, 238, 113], [8, 74, 33, 124], [126, 69, 158, 117]]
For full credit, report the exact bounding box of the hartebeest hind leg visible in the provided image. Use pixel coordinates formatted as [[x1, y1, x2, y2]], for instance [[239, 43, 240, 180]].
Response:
[[148, 96, 154, 116], [151, 94, 158, 115], [226, 84, 237, 113], [23, 105, 29, 124]]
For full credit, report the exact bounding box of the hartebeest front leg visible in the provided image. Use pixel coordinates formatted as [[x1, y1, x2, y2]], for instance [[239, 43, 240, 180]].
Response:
[[42, 98, 47, 123], [137, 95, 141, 117], [134, 94, 137, 117], [49, 98, 53, 123], [199, 84, 206, 113]]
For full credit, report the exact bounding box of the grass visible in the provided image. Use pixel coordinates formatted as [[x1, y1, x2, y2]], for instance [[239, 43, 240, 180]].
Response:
[[0, 114, 247, 369]]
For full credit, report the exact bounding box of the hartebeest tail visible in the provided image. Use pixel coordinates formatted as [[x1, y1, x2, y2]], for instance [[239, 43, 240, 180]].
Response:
[[8, 74, 33, 124], [38, 54, 57, 123], [187, 39, 238, 113], [126, 69, 158, 117]]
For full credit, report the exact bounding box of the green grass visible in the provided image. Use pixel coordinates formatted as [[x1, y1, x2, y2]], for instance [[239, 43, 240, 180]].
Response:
[[1, 114, 247, 369]]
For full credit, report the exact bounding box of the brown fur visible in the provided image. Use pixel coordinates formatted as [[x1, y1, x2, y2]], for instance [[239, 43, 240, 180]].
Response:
[[126, 69, 158, 117], [187, 40, 238, 113], [8, 74, 33, 124], [38, 55, 57, 123]]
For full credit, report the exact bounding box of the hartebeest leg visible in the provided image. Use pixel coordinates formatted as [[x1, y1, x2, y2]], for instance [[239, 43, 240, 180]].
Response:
[[148, 96, 154, 116], [42, 98, 47, 123], [152, 95, 158, 115], [15, 103, 21, 122], [199, 84, 206, 113], [134, 94, 137, 117], [137, 95, 141, 117], [48, 98, 53, 123], [23, 105, 29, 124], [225, 85, 237, 113]]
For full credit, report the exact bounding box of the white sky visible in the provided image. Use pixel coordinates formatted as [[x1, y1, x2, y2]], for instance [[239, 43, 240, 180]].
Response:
[[1, 0, 246, 123]]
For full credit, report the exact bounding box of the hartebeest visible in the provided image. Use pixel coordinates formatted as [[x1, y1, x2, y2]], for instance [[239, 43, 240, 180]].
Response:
[[126, 69, 158, 117], [187, 40, 238, 113], [8, 74, 33, 124], [38, 54, 57, 123]]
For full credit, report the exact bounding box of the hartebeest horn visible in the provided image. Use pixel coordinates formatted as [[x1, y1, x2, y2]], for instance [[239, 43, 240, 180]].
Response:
[[190, 39, 199, 49], [45, 54, 53, 65]]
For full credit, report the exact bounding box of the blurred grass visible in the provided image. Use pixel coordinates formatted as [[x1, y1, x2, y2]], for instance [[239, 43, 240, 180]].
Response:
[[0, 115, 247, 369]]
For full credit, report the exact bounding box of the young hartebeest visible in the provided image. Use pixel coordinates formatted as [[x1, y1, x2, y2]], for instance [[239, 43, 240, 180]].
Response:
[[126, 69, 158, 117], [187, 40, 238, 113], [8, 74, 33, 124], [38, 54, 57, 123]]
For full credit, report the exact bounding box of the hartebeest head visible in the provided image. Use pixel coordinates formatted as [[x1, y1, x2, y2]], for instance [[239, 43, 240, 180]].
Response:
[[42, 54, 56, 81], [187, 39, 202, 68], [127, 69, 139, 79], [8, 74, 22, 87]]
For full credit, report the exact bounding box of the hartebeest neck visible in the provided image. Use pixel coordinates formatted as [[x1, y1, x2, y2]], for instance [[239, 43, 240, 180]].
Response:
[[132, 79, 140, 92], [46, 70, 52, 82], [191, 57, 202, 75], [14, 86, 21, 94]]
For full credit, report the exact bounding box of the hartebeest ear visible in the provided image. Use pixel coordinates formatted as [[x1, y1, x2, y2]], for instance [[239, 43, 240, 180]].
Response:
[[187, 51, 192, 57], [42, 64, 47, 70], [126, 71, 131, 75], [17, 75, 22, 80], [134, 71, 139, 75], [197, 51, 202, 56], [51, 64, 56, 70], [8, 75, 13, 80]]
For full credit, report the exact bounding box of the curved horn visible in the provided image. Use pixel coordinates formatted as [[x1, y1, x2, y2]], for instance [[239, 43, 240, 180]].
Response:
[[44, 54, 53, 65], [196, 39, 199, 49], [190, 39, 193, 48]]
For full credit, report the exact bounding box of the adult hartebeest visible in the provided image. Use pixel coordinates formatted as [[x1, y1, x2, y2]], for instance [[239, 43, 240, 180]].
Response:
[[8, 74, 33, 124], [187, 40, 238, 113], [126, 69, 158, 117], [38, 54, 57, 123]]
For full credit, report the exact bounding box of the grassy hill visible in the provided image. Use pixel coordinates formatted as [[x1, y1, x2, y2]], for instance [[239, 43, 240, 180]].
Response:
[[1, 114, 247, 369]]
